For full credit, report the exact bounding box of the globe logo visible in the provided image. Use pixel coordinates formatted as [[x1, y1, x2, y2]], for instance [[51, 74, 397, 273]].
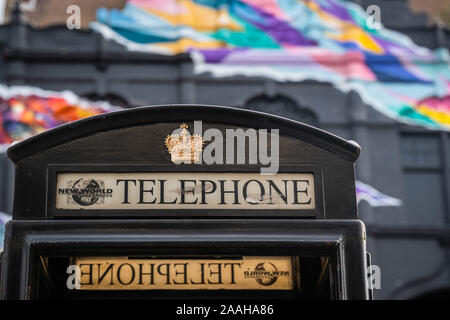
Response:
[[254, 262, 279, 286], [71, 178, 101, 206]]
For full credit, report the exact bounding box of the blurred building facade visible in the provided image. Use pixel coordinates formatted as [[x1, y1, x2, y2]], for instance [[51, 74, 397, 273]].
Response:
[[0, 0, 450, 299]]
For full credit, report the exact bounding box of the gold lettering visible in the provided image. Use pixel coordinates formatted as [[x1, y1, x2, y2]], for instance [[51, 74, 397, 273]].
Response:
[[72, 257, 295, 290]]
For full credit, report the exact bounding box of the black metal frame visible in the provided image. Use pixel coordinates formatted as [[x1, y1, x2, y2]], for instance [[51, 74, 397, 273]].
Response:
[[0, 219, 368, 300], [7, 105, 360, 221], [1, 105, 367, 299], [7, 105, 360, 164]]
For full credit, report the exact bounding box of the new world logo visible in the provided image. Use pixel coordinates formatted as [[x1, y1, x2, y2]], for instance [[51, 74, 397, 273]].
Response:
[[244, 262, 290, 286], [58, 178, 113, 206]]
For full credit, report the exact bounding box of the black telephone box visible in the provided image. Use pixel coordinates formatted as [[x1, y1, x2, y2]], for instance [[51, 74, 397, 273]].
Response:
[[0, 105, 369, 300]]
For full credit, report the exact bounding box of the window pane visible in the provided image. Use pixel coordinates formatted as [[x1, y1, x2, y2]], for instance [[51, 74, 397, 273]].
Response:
[[401, 134, 441, 168], [404, 172, 445, 226]]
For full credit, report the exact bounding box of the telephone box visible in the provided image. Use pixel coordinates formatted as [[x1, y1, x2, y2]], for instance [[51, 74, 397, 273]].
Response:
[[0, 105, 369, 300]]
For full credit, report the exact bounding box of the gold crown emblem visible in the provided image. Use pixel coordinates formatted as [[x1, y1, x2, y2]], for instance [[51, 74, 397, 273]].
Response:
[[165, 123, 204, 163]]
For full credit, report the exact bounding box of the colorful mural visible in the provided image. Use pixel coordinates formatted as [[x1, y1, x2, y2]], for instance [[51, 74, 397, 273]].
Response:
[[356, 180, 402, 207], [91, 0, 450, 130], [0, 212, 11, 251], [0, 85, 119, 146], [0, 85, 119, 250]]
